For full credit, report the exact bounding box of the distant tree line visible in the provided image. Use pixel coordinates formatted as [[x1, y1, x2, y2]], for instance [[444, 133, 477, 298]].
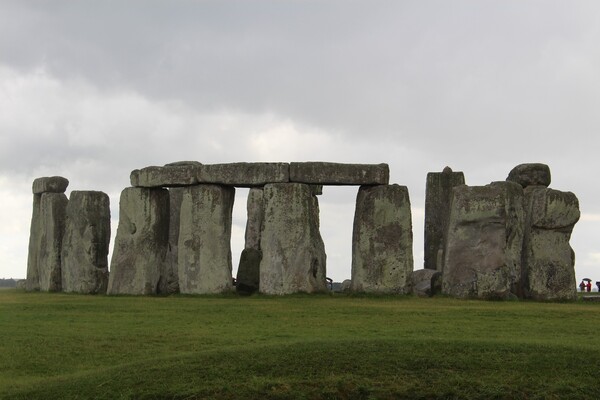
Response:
[[0, 279, 17, 288]]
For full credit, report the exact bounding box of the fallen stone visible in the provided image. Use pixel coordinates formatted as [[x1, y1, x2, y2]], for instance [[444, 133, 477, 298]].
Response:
[[442, 182, 525, 299], [244, 188, 264, 251], [236, 248, 262, 295], [61, 191, 111, 294], [424, 167, 465, 271], [351, 184, 413, 294], [178, 185, 235, 294], [259, 183, 327, 294], [130, 164, 200, 187], [522, 187, 579, 301], [506, 163, 551, 188], [197, 163, 290, 187], [37, 193, 69, 292], [107, 187, 170, 295], [411, 269, 437, 297], [32, 176, 69, 194], [289, 162, 389, 185]]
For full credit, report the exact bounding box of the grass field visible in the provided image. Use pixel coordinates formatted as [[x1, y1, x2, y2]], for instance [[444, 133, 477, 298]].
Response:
[[1, 290, 600, 399]]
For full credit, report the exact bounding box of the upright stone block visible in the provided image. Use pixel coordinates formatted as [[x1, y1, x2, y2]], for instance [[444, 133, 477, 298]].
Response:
[[424, 167, 465, 270], [236, 248, 262, 295], [244, 188, 264, 251], [26, 194, 42, 291], [351, 184, 413, 293], [107, 187, 169, 295], [442, 182, 525, 299], [159, 187, 184, 294], [259, 183, 327, 294], [289, 162, 389, 185], [38, 193, 69, 292], [178, 185, 235, 294], [522, 187, 579, 300], [61, 191, 110, 294]]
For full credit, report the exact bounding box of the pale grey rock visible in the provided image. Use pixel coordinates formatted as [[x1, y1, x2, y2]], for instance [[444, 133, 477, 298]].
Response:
[[424, 167, 465, 271], [159, 188, 184, 294], [340, 279, 352, 292], [16, 280, 26, 290], [107, 187, 170, 295], [164, 161, 202, 167], [178, 185, 235, 294], [351, 184, 413, 294], [236, 248, 262, 295], [259, 183, 327, 295], [290, 162, 389, 185], [197, 163, 289, 187], [26, 194, 42, 291], [442, 182, 525, 299], [61, 191, 110, 294], [411, 269, 437, 297], [522, 187, 579, 300], [130, 164, 200, 187], [507, 163, 551, 188], [244, 188, 264, 251], [32, 176, 69, 194], [37, 193, 68, 292]]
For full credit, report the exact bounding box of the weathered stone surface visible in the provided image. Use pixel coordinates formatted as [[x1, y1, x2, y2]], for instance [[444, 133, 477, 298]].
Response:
[[522, 187, 579, 300], [26, 194, 42, 291], [130, 164, 200, 188], [178, 185, 235, 294], [16, 280, 26, 290], [424, 167, 465, 271], [289, 162, 389, 185], [197, 163, 289, 187], [61, 191, 110, 294], [507, 163, 551, 188], [442, 182, 525, 299], [259, 183, 327, 294], [351, 184, 413, 294], [340, 279, 352, 292], [430, 272, 443, 296], [236, 248, 262, 295], [32, 176, 69, 194], [410, 269, 437, 297], [38, 193, 69, 292], [158, 188, 184, 294], [244, 188, 264, 251], [107, 187, 169, 295]]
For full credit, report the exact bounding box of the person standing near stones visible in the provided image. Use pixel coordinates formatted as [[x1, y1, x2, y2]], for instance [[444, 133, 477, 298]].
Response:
[[587, 281, 592, 292], [580, 281, 586, 292]]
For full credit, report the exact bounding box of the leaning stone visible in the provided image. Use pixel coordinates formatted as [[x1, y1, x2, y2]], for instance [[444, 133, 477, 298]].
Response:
[[130, 164, 200, 187], [197, 163, 289, 187], [351, 185, 413, 294], [424, 167, 465, 271], [244, 188, 264, 251], [107, 187, 169, 295], [259, 183, 327, 294], [290, 162, 389, 185], [411, 269, 437, 297], [522, 187, 579, 300], [32, 176, 69, 194], [178, 185, 235, 294], [26, 194, 42, 291], [236, 248, 262, 295], [37, 193, 69, 292], [61, 191, 111, 294], [158, 188, 184, 294], [506, 163, 551, 188], [442, 182, 525, 299]]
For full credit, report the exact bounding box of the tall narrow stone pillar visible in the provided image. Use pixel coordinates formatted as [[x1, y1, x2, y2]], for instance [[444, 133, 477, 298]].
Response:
[[107, 187, 169, 295], [178, 184, 235, 294], [424, 167, 465, 271], [26, 193, 42, 291], [61, 191, 110, 294], [442, 182, 524, 299], [159, 187, 184, 294], [259, 183, 327, 294], [236, 188, 264, 295], [351, 184, 413, 294]]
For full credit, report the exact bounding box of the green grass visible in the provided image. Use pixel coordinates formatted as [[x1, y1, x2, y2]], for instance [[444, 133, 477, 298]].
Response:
[[1, 290, 600, 399]]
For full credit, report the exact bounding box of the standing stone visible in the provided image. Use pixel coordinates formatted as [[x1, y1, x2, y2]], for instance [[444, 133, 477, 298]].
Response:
[[351, 184, 413, 294], [37, 193, 69, 292], [410, 269, 437, 297], [244, 188, 264, 251], [522, 187, 579, 300], [158, 188, 184, 294], [507, 163, 551, 188], [61, 191, 110, 294], [26, 194, 42, 291], [236, 248, 262, 295], [259, 183, 327, 294], [178, 185, 235, 294], [424, 167, 465, 270], [107, 187, 169, 295], [442, 182, 524, 299]]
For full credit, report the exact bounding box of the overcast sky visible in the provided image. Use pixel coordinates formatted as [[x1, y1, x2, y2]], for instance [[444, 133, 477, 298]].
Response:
[[1, 1, 599, 285]]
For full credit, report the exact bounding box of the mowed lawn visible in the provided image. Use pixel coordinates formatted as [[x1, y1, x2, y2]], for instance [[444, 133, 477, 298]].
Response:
[[1, 290, 600, 399]]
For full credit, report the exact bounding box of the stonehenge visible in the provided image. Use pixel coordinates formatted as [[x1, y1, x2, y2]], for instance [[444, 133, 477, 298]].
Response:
[[24, 161, 580, 301]]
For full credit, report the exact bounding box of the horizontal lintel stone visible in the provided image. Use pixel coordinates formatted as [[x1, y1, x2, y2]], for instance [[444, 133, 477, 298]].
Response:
[[130, 164, 200, 188], [289, 162, 389, 185], [196, 163, 290, 187], [32, 176, 69, 194]]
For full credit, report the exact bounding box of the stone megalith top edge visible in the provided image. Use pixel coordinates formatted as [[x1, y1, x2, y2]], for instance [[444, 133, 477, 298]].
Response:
[[289, 162, 389, 185], [506, 163, 551, 188], [32, 176, 69, 194], [130, 165, 200, 188], [196, 162, 290, 187]]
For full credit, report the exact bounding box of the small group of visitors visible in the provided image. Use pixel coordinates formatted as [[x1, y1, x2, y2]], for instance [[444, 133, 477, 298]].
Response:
[[578, 280, 599, 292]]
